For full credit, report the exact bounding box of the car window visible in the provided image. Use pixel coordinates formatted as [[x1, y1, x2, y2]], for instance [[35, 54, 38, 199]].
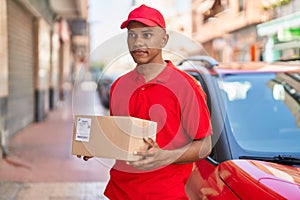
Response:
[[219, 72, 300, 153]]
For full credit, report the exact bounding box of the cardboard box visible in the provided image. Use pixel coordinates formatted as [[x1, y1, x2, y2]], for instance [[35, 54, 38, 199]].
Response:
[[72, 115, 157, 161]]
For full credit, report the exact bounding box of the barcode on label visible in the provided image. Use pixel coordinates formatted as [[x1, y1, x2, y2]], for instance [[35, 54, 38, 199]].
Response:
[[77, 136, 88, 139]]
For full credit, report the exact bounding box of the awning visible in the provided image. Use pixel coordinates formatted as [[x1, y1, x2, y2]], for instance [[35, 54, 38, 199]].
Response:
[[196, 0, 215, 13], [273, 40, 300, 50], [257, 11, 300, 36], [49, 0, 88, 19]]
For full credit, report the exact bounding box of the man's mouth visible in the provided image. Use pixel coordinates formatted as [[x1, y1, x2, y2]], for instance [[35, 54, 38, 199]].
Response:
[[132, 49, 148, 55]]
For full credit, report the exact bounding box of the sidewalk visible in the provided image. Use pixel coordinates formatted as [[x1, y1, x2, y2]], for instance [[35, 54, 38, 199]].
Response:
[[0, 89, 113, 199], [0, 182, 108, 200]]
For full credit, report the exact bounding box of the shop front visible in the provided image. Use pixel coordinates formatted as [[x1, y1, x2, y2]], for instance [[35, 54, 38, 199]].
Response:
[[257, 11, 300, 62]]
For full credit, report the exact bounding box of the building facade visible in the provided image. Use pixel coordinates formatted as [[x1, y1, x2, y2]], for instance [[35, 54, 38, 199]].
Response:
[[192, 0, 300, 63], [0, 0, 89, 157], [257, 0, 300, 62], [192, 0, 266, 62]]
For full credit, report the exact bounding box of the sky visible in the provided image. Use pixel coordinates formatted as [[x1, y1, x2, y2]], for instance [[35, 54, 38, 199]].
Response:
[[88, 0, 133, 51], [88, 0, 191, 51]]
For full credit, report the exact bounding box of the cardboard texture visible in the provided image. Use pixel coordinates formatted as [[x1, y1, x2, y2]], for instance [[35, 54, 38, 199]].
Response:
[[72, 115, 157, 161]]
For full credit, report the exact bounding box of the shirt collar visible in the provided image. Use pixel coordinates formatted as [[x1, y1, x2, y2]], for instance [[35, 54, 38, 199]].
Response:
[[132, 60, 174, 84]]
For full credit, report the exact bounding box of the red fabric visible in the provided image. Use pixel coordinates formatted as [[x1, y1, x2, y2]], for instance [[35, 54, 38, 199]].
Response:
[[120, 4, 166, 29], [104, 61, 212, 199]]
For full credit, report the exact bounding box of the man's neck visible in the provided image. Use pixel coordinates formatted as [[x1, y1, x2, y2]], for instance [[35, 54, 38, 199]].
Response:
[[138, 61, 167, 82]]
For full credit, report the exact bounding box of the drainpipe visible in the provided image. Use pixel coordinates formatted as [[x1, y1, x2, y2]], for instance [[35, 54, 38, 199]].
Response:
[[0, 130, 7, 159]]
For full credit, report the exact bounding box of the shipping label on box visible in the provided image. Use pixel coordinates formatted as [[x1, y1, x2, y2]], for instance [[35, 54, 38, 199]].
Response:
[[75, 117, 91, 142], [72, 115, 157, 161]]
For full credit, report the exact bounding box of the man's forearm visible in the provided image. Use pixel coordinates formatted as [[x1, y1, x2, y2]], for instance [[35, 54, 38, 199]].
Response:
[[171, 136, 212, 164]]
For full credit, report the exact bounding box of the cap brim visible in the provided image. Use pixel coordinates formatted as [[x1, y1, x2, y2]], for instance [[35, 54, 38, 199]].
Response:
[[120, 18, 159, 29]]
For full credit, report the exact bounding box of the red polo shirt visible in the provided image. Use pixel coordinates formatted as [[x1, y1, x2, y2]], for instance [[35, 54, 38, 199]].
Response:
[[104, 61, 212, 199]]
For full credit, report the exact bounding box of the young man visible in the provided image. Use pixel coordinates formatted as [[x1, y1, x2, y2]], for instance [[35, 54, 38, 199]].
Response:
[[104, 4, 212, 199], [80, 4, 212, 199]]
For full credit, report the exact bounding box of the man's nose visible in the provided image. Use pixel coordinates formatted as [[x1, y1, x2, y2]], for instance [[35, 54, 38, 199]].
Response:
[[134, 35, 145, 46]]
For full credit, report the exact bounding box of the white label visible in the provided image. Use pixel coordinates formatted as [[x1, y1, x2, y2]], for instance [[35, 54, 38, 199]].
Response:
[[75, 117, 92, 142]]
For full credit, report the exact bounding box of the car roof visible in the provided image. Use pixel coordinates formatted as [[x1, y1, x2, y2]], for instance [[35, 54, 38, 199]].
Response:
[[216, 62, 300, 74], [180, 61, 300, 74]]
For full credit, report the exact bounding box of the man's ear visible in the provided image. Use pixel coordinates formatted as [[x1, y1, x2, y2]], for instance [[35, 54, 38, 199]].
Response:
[[161, 33, 169, 48]]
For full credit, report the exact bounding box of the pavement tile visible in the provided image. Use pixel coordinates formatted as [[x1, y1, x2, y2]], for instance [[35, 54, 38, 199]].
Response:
[[0, 181, 108, 200], [0, 91, 112, 199]]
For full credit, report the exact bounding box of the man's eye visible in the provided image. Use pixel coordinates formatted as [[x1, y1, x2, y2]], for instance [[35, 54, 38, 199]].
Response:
[[143, 33, 152, 38], [128, 33, 136, 38]]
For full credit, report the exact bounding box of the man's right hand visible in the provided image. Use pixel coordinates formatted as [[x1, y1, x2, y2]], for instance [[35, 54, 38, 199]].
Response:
[[76, 155, 93, 161]]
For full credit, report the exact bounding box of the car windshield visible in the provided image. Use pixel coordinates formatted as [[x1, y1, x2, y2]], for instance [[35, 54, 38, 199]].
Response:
[[219, 72, 300, 153]]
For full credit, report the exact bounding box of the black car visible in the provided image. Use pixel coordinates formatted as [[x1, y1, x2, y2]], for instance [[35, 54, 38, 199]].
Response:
[[98, 75, 115, 109]]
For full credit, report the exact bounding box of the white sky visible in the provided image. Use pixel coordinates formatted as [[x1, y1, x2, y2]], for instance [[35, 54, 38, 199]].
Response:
[[88, 0, 191, 51], [88, 0, 133, 51]]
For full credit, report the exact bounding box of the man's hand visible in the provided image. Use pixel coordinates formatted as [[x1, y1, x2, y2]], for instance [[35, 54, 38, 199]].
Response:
[[77, 155, 93, 161], [126, 138, 174, 170], [126, 135, 212, 170]]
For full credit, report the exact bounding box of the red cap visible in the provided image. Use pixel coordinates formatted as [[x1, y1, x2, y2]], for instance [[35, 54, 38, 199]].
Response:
[[120, 4, 166, 29]]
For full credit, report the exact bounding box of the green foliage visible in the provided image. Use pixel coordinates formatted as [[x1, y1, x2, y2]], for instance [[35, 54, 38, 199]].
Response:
[[90, 61, 105, 71], [262, 0, 291, 10]]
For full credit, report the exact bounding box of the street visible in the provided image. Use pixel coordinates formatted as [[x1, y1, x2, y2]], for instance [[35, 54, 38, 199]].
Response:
[[1, 0, 300, 199], [0, 86, 113, 200]]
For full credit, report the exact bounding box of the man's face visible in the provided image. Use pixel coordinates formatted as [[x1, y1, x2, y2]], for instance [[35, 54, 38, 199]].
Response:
[[127, 21, 168, 65]]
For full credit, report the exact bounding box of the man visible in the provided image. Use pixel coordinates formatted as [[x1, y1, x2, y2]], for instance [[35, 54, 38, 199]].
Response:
[[81, 4, 212, 199]]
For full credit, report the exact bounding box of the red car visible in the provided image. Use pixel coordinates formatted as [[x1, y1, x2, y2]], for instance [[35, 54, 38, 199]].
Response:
[[179, 57, 300, 199]]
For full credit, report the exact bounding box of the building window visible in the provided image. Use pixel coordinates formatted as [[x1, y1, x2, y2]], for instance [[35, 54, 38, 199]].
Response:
[[239, 0, 245, 12], [204, 0, 229, 22]]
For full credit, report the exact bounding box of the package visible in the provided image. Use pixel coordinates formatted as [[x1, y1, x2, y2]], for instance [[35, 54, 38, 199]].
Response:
[[72, 115, 157, 161]]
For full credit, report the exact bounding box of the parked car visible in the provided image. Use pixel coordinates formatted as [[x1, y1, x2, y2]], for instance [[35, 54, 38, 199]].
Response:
[[98, 56, 300, 198], [181, 57, 300, 199], [98, 75, 115, 109]]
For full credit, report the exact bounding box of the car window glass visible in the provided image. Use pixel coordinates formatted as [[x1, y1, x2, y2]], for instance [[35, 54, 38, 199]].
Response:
[[219, 72, 300, 153]]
